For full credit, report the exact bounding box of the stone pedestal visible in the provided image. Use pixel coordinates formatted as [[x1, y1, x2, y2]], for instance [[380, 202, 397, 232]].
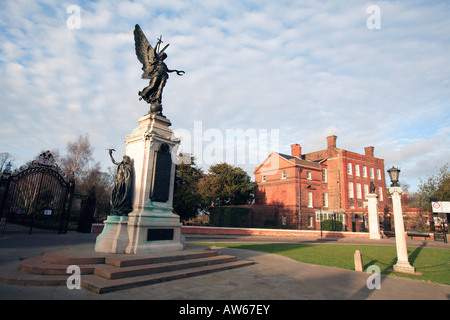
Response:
[[126, 202, 183, 254], [124, 113, 184, 254], [94, 216, 129, 254], [95, 113, 184, 254], [367, 193, 381, 240], [389, 187, 416, 274]]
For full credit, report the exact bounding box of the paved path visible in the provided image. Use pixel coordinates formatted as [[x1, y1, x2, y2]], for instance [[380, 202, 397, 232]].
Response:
[[0, 232, 449, 300]]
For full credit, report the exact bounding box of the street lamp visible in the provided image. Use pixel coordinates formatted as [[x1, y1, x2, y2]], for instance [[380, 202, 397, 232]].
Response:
[[387, 166, 416, 274], [387, 166, 401, 187]]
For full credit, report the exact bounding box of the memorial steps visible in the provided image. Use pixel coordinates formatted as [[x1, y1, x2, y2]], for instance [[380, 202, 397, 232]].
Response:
[[0, 246, 255, 294]]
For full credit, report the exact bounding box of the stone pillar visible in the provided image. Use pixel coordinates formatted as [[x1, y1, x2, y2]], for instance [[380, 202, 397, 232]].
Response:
[[367, 193, 381, 240], [124, 113, 184, 254], [389, 186, 415, 274]]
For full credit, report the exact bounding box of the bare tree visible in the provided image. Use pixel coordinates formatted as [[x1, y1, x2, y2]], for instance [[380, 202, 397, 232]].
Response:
[[60, 134, 95, 179], [0, 152, 14, 175]]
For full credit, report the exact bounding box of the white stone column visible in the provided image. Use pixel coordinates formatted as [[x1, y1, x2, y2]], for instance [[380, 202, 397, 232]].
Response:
[[367, 193, 381, 240], [389, 186, 415, 274]]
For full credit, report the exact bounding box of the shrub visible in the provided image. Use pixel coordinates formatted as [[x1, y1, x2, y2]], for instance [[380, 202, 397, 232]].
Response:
[[321, 219, 343, 231], [209, 206, 252, 227]]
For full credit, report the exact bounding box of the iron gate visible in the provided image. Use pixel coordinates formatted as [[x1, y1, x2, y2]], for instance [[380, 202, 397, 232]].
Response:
[[0, 151, 74, 234]]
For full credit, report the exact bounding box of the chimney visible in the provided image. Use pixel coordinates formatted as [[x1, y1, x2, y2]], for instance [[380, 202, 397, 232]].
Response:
[[291, 143, 302, 158], [327, 135, 337, 149], [364, 146, 375, 157]]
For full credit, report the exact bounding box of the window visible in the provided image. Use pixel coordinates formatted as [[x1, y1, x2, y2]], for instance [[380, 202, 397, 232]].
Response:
[[362, 166, 367, 177], [262, 175, 266, 182], [370, 167, 374, 179], [356, 183, 362, 199], [355, 164, 360, 177], [281, 171, 286, 179], [322, 168, 327, 183], [347, 163, 352, 175], [308, 216, 314, 228], [378, 187, 383, 201], [376, 168, 381, 180], [364, 184, 369, 198], [323, 193, 328, 208], [348, 182, 354, 198], [308, 191, 313, 207], [306, 171, 311, 180]]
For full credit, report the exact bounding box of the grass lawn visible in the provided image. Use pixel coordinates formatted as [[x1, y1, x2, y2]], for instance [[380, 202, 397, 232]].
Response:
[[196, 243, 450, 286]]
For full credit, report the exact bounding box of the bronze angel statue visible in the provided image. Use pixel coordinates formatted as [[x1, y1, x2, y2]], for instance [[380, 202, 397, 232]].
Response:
[[134, 24, 185, 114]]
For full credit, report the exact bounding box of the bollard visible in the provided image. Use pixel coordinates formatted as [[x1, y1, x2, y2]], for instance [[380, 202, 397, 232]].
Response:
[[354, 250, 363, 272]]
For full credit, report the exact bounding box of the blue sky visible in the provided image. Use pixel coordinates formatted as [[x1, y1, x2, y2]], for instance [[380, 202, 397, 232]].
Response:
[[0, 0, 449, 192]]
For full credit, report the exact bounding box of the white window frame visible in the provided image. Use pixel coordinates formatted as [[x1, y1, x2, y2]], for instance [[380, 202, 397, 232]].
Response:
[[356, 183, 362, 199], [323, 192, 328, 208], [347, 163, 352, 175], [362, 166, 367, 178], [364, 184, 369, 198], [376, 168, 381, 180], [306, 171, 312, 180], [370, 167, 374, 179], [308, 216, 314, 228], [308, 191, 313, 208], [322, 168, 327, 183], [281, 171, 286, 179], [378, 187, 383, 201], [355, 164, 360, 177], [348, 182, 354, 198]]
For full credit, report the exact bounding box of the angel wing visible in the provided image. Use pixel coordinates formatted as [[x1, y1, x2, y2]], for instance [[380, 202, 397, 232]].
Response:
[[134, 24, 155, 79]]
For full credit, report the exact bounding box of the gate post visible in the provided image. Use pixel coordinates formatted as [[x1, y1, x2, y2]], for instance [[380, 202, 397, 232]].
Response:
[[0, 172, 12, 224], [59, 174, 75, 234], [77, 188, 96, 233]]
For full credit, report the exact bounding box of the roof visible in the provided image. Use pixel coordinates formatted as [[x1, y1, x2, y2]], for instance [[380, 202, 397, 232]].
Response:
[[277, 153, 321, 170], [254, 151, 324, 174]]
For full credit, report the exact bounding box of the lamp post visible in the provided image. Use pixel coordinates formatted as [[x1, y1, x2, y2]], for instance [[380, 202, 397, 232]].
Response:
[[387, 166, 416, 274]]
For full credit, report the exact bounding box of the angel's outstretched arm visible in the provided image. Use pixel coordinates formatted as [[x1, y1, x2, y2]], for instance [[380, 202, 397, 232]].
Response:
[[109, 150, 120, 166]]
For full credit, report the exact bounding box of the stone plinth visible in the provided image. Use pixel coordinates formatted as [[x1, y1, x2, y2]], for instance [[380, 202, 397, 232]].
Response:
[[367, 193, 381, 240], [94, 216, 129, 254], [126, 202, 184, 254], [124, 113, 184, 254], [95, 113, 184, 254]]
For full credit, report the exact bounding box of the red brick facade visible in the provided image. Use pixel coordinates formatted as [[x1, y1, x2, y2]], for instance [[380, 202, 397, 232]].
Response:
[[254, 136, 387, 231]]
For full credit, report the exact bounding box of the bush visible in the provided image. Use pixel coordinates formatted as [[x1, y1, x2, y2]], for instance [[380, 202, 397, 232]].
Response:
[[209, 206, 252, 227], [321, 219, 343, 231]]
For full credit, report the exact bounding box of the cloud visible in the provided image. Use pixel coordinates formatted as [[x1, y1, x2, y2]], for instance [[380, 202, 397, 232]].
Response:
[[0, 0, 449, 192]]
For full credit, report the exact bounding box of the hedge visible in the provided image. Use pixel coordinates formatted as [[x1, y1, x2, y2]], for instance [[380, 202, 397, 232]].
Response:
[[209, 206, 252, 227]]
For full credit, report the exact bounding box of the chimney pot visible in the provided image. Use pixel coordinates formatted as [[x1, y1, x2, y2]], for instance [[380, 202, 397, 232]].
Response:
[[364, 146, 375, 157], [327, 135, 337, 149], [291, 144, 302, 158]]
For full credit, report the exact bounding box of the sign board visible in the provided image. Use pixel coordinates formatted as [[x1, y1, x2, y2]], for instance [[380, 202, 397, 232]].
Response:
[[432, 201, 450, 213]]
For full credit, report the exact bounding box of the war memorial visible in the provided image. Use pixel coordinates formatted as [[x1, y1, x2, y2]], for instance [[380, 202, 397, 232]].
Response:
[[0, 25, 254, 294], [0, 24, 447, 303]]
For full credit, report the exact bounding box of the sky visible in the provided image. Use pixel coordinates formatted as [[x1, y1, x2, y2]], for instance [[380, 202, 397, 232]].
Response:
[[0, 0, 449, 192]]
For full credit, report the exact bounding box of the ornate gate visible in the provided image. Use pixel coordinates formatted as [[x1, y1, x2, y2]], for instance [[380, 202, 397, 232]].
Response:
[[0, 151, 75, 234]]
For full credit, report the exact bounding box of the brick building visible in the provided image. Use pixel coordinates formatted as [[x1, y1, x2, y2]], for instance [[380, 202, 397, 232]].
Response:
[[254, 135, 387, 231]]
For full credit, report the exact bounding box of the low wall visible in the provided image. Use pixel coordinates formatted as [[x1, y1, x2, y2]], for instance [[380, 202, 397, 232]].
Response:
[[181, 226, 370, 239], [91, 223, 447, 242]]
